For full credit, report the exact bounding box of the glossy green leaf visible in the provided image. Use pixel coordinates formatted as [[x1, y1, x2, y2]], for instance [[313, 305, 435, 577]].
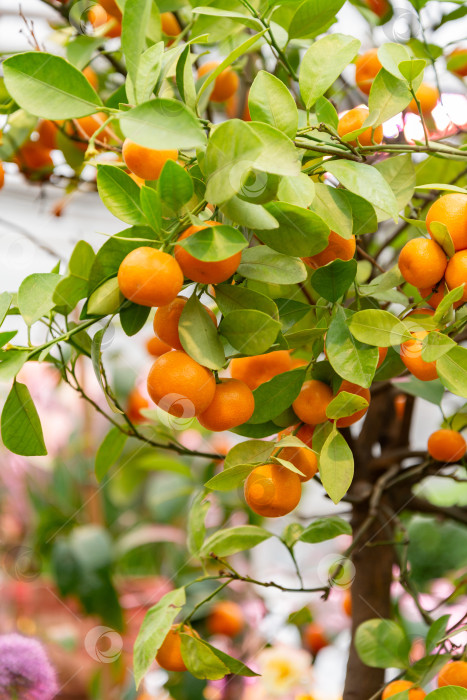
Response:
[[201, 525, 272, 557], [120, 303, 151, 336], [349, 309, 412, 346], [122, 0, 154, 87], [181, 635, 257, 679], [426, 615, 450, 654], [255, 202, 329, 256], [97, 165, 147, 225], [0, 351, 29, 382], [0, 293, 12, 327], [300, 34, 360, 109], [119, 99, 206, 150], [18, 273, 61, 326], [433, 286, 464, 322], [187, 491, 210, 556], [158, 160, 194, 213], [355, 619, 411, 669], [175, 224, 247, 261], [140, 186, 162, 235], [311, 183, 353, 239], [1, 382, 47, 456], [421, 332, 456, 362], [220, 310, 281, 355], [319, 429, 354, 504], [374, 155, 416, 217], [325, 161, 399, 220], [368, 69, 413, 125], [249, 70, 298, 139], [250, 367, 306, 424], [437, 346, 467, 398], [53, 241, 95, 313], [299, 516, 351, 543], [87, 277, 124, 316], [326, 307, 378, 388], [378, 43, 411, 79], [179, 294, 225, 370], [214, 284, 278, 319], [326, 391, 369, 420], [288, 0, 345, 38], [238, 246, 307, 284], [392, 377, 444, 406], [425, 688, 467, 699], [224, 439, 275, 470], [430, 221, 455, 258], [205, 463, 256, 491], [312, 259, 357, 302], [277, 174, 315, 207]]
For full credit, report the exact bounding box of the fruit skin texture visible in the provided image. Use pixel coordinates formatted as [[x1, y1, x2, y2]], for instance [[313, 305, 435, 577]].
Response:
[[303, 232, 356, 269], [426, 193, 467, 252], [161, 12, 181, 36], [153, 297, 217, 351], [230, 351, 292, 391], [428, 429, 466, 463], [303, 623, 328, 655], [438, 660, 467, 688], [293, 380, 333, 426], [445, 250, 467, 303], [122, 138, 178, 181], [382, 680, 426, 699], [407, 83, 439, 115], [146, 336, 172, 357], [156, 625, 193, 672], [336, 381, 371, 428], [118, 247, 183, 307], [175, 222, 242, 284], [398, 237, 447, 288], [197, 378, 255, 431], [197, 61, 239, 103], [147, 351, 216, 418], [207, 601, 245, 637], [337, 107, 383, 147], [244, 463, 301, 517], [278, 445, 318, 482], [400, 331, 438, 381], [355, 49, 382, 95]]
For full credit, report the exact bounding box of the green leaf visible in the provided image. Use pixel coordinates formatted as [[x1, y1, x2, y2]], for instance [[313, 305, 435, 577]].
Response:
[[437, 346, 467, 398], [434, 286, 464, 322], [87, 277, 123, 316], [220, 195, 279, 230], [140, 186, 162, 235], [119, 99, 207, 150], [299, 34, 360, 109], [192, 6, 262, 30], [0, 331, 17, 348], [97, 165, 147, 225], [326, 307, 378, 388], [326, 391, 369, 420], [374, 155, 416, 216], [255, 202, 329, 257], [311, 184, 353, 239], [224, 439, 275, 470], [425, 688, 467, 700], [205, 463, 256, 491], [122, 0, 154, 87], [133, 587, 186, 688], [249, 122, 301, 178], [180, 635, 229, 680], [425, 615, 450, 653], [66, 35, 105, 70], [95, 427, 127, 482], [238, 246, 307, 284], [133, 42, 164, 105], [342, 190, 378, 236], [158, 160, 194, 213], [3, 52, 103, 119], [200, 525, 272, 557], [18, 273, 61, 325], [325, 161, 399, 220], [348, 309, 412, 346], [214, 284, 278, 319], [429, 221, 455, 258], [421, 332, 456, 362], [398, 58, 426, 84], [288, 0, 345, 39], [176, 45, 197, 112], [249, 70, 298, 139], [311, 259, 357, 303], [378, 43, 411, 79], [0, 293, 12, 327], [175, 225, 247, 261], [368, 69, 413, 126], [392, 377, 444, 406], [277, 174, 315, 207], [53, 241, 95, 313], [299, 516, 351, 543], [220, 310, 281, 355], [1, 381, 47, 456], [250, 368, 306, 424], [179, 294, 225, 370], [319, 429, 353, 504], [120, 303, 151, 336], [88, 227, 157, 289], [355, 619, 410, 669], [187, 491, 210, 556]]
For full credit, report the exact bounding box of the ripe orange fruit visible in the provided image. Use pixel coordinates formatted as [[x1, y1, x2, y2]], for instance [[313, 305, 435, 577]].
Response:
[[88, 4, 121, 37], [342, 590, 352, 617], [127, 387, 149, 424], [175, 222, 242, 284], [153, 297, 217, 351], [448, 48, 467, 77], [382, 680, 426, 699], [398, 238, 447, 288], [197, 378, 255, 431], [364, 0, 390, 17], [146, 336, 172, 357], [426, 193, 467, 252], [292, 380, 333, 425], [400, 331, 438, 381], [355, 49, 382, 95], [83, 65, 98, 90], [207, 601, 245, 637], [36, 120, 58, 150], [161, 11, 181, 37], [98, 0, 121, 18], [156, 625, 194, 672], [297, 423, 315, 446], [290, 357, 308, 369], [394, 393, 406, 421], [427, 429, 466, 463], [230, 351, 292, 391], [335, 380, 371, 428], [438, 660, 467, 688], [244, 463, 301, 517], [122, 138, 178, 181], [303, 623, 328, 655], [303, 232, 356, 269], [377, 346, 388, 368], [407, 83, 439, 115], [445, 250, 467, 303], [278, 445, 318, 482], [118, 247, 183, 307], [419, 282, 463, 310], [70, 112, 115, 150], [147, 350, 216, 417], [337, 107, 383, 147], [14, 142, 54, 180], [197, 61, 239, 102], [225, 91, 251, 121], [0, 162, 4, 190]]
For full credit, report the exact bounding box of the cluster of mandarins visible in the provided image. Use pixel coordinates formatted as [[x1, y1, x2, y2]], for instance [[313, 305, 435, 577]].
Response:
[[382, 660, 467, 698]]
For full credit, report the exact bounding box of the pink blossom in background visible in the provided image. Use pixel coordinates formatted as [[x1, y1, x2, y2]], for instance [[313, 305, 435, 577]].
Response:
[[0, 633, 58, 700]]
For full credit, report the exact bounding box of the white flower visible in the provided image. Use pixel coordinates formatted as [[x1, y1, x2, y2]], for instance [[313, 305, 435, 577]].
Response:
[[256, 645, 312, 697]]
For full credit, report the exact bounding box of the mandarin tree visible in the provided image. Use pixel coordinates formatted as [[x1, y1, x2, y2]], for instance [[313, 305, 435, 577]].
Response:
[[0, 1, 467, 699]]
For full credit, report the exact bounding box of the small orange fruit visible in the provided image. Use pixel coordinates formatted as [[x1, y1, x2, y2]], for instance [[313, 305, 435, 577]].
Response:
[[335, 380, 371, 428], [445, 250, 467, 303], [197, 61, 239, 102], [337, 107, 383, 147], [14, 142, 54, 180], [146, 336, 172, 357], [448, 48, 467, 78], [382, 680, 426, 699], [99, 0, 121, 18], [197, 378, 255, 431], [278, 445, 318, 482], [364, 0, 390, 17], [175, 222, 242, 284], [407, 83, 439, 115], [400, 330, 438, 381], [0, 162, 4, 190], [122, 138, 178, 181], [342, 590, 352, 617], [156, 625, 194, 672], [303, 622, 328, 655], [127, 388, 149, 424], [207, 601, 245, 637], [88, 5, 121, 37], [418, 282, 463, 310], [290, 357, 308, 369], [230, 351, 292, 391], [398, 237, 447, 288], [161, 12, 181, 37], [438, 660, 467, 688], [36, 120, 58, 150], [292, 380, 333, 425], [297, 423, 315, 446], [153, 297, 217, 351], [244, 463, 301, 517], [426, 193, 467, 252], [147, 350, 216, 417], [118, 247, 183, 307], [427, 429, 466, 463], [377, 346, 388, 368], [394, 393, 406, 421], [225, 91, 251, 121], [83, 65, 98, 90], [70, 112, 115, 150], [355, 49, 382, 95], [303, 232, 356, 269]]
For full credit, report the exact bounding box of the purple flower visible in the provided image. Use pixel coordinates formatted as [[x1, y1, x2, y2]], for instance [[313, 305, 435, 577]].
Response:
[[0, 634, 58, 700]]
